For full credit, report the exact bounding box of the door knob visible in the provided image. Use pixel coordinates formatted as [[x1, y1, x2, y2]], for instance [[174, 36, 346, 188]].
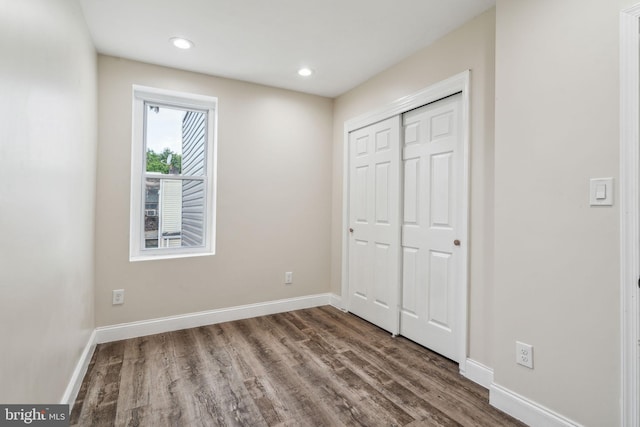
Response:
[[453, 239, 461, 246], [349, 228, 354, 233]]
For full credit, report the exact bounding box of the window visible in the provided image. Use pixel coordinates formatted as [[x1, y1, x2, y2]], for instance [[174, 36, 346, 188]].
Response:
[[130, 86, 217, 261]]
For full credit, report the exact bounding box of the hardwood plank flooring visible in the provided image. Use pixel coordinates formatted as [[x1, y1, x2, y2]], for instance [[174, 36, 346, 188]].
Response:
[[71, 306, 525, 427]]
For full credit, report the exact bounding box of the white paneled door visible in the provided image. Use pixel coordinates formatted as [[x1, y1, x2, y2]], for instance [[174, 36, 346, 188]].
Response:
[[348, 116, 401, 334], [400, 94, 463, 361]]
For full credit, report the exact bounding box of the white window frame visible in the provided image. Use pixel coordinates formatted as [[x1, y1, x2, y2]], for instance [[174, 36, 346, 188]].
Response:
[[130, 85, 217, 261]]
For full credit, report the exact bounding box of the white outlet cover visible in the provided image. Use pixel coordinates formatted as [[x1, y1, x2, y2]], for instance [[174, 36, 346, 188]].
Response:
[[516, 341, 533, 369], [112, 289, 125, 305]]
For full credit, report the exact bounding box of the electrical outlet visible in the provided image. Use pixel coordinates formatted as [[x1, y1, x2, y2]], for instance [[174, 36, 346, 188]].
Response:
[[285, 272, 293, 285], [516, 341, 533, 369], [112, 289, 125, 305]]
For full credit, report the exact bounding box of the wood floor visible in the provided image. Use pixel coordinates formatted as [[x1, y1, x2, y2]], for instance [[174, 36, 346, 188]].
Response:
[[71, 306, 525, 427]]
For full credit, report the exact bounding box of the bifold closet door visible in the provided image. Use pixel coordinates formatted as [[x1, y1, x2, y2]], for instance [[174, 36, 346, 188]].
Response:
[[347, 116, 401, 334], [400, 93, 463, 362]]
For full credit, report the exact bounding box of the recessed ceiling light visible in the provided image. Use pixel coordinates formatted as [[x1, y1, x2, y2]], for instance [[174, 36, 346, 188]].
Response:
[[298, 67, 313, 77], [170, 37, 194, 49]]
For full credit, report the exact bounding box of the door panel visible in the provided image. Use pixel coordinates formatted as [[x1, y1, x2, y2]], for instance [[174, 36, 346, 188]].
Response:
[[352, 239, 369, 298], [400, 94, 462, 361], [428, 250, 453, 330], [375, 162, 391, 223], [348, 116, 401, 334], [431, 152, 453, 227], [401, 247, 419, 316], [403, 157, 420, 225]]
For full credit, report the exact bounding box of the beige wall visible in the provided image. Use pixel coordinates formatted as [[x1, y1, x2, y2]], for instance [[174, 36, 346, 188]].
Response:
[[0, 0, 97, 403], [494, 0, 634, 424], [332, 9, 496, 367], [95, 56, 333, 326]]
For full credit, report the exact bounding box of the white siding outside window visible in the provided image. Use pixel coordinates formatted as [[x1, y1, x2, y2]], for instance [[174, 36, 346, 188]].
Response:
[[181, 111, 207, 247]]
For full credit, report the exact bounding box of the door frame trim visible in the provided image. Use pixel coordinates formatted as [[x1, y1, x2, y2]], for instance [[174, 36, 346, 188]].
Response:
[[620, 5, 640, 426], [341, 70, 470, 372]]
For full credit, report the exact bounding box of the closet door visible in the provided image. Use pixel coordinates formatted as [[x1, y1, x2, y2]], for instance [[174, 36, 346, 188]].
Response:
[[347, 116, 401, 334], [400, 94, 463, 361]]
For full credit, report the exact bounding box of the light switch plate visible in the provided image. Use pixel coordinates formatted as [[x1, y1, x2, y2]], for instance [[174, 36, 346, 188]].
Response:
[[589, 178, 613, 206]]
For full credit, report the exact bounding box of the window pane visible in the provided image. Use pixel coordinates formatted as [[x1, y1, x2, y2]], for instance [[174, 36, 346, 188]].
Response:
[[181, 179, 206, 247], [145, 104, 206, 176], [144, 178, 160, 249], [144, 177, 206, 249]]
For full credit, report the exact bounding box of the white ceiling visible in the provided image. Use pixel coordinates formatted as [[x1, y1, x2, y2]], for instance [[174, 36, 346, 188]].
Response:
[[80, 0, 495, 98]]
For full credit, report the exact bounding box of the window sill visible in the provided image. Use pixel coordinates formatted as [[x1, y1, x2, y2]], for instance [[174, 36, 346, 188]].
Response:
[[129, 250, 214, 262]]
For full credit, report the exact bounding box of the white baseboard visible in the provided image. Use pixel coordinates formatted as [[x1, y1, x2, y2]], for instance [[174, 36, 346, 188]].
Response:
[[461, 360, 583, 426], [463, 358, 493, 389], [95, 293, 335, 344], [60, 329, 97, 406], [490, 383, 583, 427], [329, 293, 344, 310]]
